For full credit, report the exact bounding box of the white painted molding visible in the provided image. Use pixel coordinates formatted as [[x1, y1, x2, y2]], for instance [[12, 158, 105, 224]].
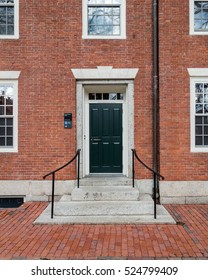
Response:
[[72, 67, 139, 80], [0, 71, 21, 79], [188, 68, 208, 77]]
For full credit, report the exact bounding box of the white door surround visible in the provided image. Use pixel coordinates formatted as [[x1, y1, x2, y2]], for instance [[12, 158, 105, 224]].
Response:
[[71, 67, 139, 178]]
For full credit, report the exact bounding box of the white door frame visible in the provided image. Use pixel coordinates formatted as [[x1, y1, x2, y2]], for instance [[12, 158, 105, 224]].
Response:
[[84, 85, 125, 175], [72, 67, 139, 178]]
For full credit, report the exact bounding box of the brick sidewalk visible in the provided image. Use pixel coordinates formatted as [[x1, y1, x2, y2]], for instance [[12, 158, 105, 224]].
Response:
[[0, 202, 207, 259]]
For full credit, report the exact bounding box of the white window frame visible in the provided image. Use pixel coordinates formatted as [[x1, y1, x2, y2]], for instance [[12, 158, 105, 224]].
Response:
[[190, 0, 208, 35], [188, 68, 208, 152], [82, 0, 126, 39], [0, 71, 20, 152], [0, 0, 19, 39]]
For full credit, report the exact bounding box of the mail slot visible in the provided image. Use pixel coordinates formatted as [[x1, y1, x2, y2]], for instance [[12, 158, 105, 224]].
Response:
[[64, 113, 72, 128]]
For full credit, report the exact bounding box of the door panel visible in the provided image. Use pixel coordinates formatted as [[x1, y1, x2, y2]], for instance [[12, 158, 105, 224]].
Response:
[[90, 103, 122, 173]]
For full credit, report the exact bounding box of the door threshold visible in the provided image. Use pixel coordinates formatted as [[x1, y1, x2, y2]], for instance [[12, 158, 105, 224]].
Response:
[[86, 174, 126, 178]]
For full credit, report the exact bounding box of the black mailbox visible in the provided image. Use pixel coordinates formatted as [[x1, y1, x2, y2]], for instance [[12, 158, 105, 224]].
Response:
[[64, 113, 72, 128]]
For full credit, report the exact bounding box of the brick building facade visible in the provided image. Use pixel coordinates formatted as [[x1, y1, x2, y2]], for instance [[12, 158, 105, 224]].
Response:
[[0, 0, 208, 204]]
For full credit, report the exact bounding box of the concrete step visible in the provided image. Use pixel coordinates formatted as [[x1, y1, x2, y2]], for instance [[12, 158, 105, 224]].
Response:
[[71, 186, 139, 201], [54, 201, 154, 216], [34, 203, 176, 224], [79, 176, 132, 187]]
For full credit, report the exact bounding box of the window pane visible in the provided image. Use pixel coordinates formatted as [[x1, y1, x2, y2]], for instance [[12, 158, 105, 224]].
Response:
[[204, 104, 208, 113], [7, 15, 13, 24], [0, 7, 6, 15], [196, 126, 202, 135], [0, 137, 5, 146], [196, 104, 203, 113], [6, 127, 13, 135], [201, 20, 208, 29], [113, 7, 120, 15], [195, 83, 203, 92], [97, 15, 105, 25], [6, 97, 13, 105], [0, 96, 4, 105], [6, 118, 13, 125], [0, 118, 5, 125], [6, 136, 13, 146], [7, 24, 14, 35], [204, 116, 208, 124], [0, 24, 6, 34], [204, 126, 208, 135], [6, 106, 13, 115], [113, 16, 120, 25], [109, 93, 117, 100], [96, 93, 102, 100], [97, 7, 105, 16], [117, 93, 123, 100], [0, 126, 5, 136], [113, 25, 120, 35], [196, 116, 203, 124], [0, 15, 6, 24], [204, 136, 208, 145], [89, 93, 96, 100], [7, 7, 14, 15], [103, 93, 109, 100], [196, 136, 203, 145], [0, 106, 4, 115]]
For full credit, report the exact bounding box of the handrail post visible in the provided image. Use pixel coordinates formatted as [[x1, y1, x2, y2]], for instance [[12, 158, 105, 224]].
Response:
[[51, 172, 55, 219], [132, 149, 164, 220], [77, 149, 80, 188], [132, 149, 135, 188], [153, 173, 157, 219]]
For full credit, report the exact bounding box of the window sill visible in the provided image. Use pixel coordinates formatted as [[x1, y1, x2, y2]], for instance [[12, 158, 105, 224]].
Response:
[[82, 34, 126, 40], [0, 148, 18, 153], [0, 35, 19, 40], [190, 31, 208, 36], [191, 147, 208, 153]]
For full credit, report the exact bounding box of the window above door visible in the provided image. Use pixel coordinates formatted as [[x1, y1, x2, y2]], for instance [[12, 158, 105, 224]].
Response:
[[82, 0, 126, 39]]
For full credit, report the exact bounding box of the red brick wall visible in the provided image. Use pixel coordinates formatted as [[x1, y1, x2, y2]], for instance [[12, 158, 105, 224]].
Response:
[[159, 0, 208, 181], [2, 1, 205, 182], [0, 0, 154, 180]]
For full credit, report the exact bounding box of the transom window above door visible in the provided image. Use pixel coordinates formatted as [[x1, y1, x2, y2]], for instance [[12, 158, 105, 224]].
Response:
[[88, 92, 123, 100], [82, 0, 126, 39]]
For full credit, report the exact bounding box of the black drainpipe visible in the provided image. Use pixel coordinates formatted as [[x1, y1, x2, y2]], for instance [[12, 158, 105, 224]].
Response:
[[153, 0, 159, 200]]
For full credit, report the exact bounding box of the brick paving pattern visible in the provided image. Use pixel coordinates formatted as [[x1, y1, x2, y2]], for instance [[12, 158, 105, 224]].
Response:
[[0, 202, 207, 259]]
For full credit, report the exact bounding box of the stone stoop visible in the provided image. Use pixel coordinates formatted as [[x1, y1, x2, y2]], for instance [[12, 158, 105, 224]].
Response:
[[34, 176, 176, 224]]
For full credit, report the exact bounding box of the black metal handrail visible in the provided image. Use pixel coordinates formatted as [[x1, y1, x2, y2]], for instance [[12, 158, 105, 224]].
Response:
[[131, 149, 164, 219], [43, 149, 81, 219]]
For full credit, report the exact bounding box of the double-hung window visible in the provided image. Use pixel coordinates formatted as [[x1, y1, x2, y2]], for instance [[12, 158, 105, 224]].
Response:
[[0, 0, 19, 39], [189, 69, 208, 152], [82, 0, 126, 39], [0, 71, 20, 152], [190, 0, 208, 34]]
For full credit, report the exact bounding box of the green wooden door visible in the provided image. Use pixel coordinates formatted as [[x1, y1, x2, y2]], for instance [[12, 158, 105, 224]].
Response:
[[90, 103, 122, 173]]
